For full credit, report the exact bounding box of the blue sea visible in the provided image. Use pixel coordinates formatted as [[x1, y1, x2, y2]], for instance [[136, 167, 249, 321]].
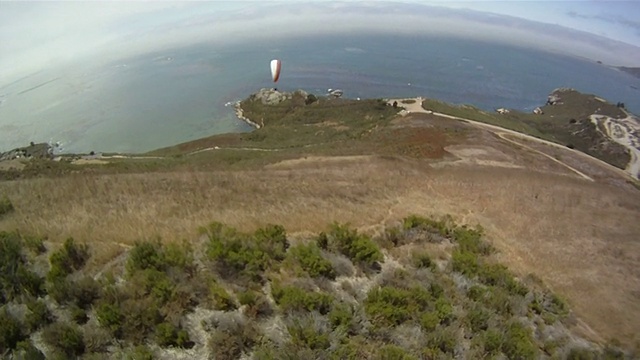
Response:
[[1, 34, 639, 154]]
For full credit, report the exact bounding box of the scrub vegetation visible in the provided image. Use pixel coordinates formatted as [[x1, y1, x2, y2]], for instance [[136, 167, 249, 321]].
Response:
[[0, 216, 631, 359]]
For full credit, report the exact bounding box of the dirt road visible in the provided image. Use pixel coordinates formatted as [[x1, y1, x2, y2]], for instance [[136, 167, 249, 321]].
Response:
[[389, 97, 634, 182]]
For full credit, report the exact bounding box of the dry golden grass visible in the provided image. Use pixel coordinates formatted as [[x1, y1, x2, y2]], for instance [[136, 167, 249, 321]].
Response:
[[1, 122, 639, 349]]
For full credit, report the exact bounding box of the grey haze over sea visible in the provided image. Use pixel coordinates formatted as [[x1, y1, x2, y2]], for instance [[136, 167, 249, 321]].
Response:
[[1, 34, 639, 154]]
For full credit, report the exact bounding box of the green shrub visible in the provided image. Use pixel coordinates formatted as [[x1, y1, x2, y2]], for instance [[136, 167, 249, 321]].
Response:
[[238, 290, 272, 318], [127, 240, 165, 274], [546, 293, 569, 317], [467, 285, 486, 301], [118, 298, 163, 343], [482, 328, 502, 354], [70, 304, 88, 325], [155, 322, 192, 348], [15, 340, 46, 360], [479, 263, 528, 296], [205, 222, 286, 283], [0, 196, 14, 218], [434, 298, 455, 325], [72, 276, 102, 308], [25, 299, 54, 331], [402, 215, 453, 237], [485, 287, 514, 316], [163, 241, 195, 273], [425, 326, 457, 355], [327, 223, 383, 267], [42, 322, 85, 357], [95, 303, 123, 337], [125, 345, 154, 360], [0, 309, 25, 353], [47, 237, 89, 280], [23, 236, 46, 255], [316, 232, 329, 250], [420, 311, 439, 331], [412, 252, 435, 270], [208, 321, 260, 360], [501, 322, 538, 360], [376, 344, 417, 360], [453, 225, 491, 255], [364, 286, 431, 327], [287, 318, 331, 350], [288, 243, 336, 279], [209, 282, 237, 311], [272, 284, 333, 314], [328, 303, 354, 330], [466, 305, 490, 332], [253, 224, 289, 261], [0, 232, 44, 302], [451, 249, 479, 276]]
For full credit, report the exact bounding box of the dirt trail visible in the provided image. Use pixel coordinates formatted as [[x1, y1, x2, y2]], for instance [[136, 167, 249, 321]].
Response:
[[589, 114, 640, 180], [389, 97, 634, 182]]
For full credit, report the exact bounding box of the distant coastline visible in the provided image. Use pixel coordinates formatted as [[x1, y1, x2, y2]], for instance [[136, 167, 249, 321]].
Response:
[[618, 66, 640, 79]]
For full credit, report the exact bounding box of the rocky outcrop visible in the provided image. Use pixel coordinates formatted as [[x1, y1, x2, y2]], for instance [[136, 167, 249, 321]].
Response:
[[0, 143, 53, 161], [248, 88, 309, 105]]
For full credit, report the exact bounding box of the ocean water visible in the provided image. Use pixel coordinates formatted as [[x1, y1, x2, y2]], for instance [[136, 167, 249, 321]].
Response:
[[1, 34, 639, 154]]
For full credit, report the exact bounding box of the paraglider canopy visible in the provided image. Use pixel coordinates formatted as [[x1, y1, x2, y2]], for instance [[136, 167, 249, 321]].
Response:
[[270, 59, 281, 83]]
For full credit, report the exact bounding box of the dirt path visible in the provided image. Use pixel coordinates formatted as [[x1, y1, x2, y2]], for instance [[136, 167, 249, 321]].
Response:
[[494, 132, 594, 181], [389, 97, 634, 182]]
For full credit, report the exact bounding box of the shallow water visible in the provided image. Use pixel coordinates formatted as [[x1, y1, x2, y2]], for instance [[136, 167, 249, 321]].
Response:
[[1, 34, 638, 154]]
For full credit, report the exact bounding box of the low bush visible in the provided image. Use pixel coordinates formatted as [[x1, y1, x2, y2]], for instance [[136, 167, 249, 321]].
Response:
[[42, 322, 85, 357], [402, 215, 454, 238], [47, 237, 89, 281], [208, 320, 261, 360], [15, 340, 45, 360], [23, 236, 47, 255], [205, 222, 288, 283], [0, 232, 44, 302], [412, 252, 435, 270], [424, 326, 458, 356], [501, 321, 538, 360], [328, 303, 354, 331], [238, 290, 272, 318], [376, 345, 417, 360], [364, 286, 431, 327], [25, 299, 54, 331], [288, 243, 336, 279], [466, 305, 491, 332], [209, 281, 237, 311], [154, 322, 192, 348], [479, 263, 528, 296], [0, 309, 25, 353], [287, 317, 331, 351], [451, 249, 479, 276], [326, 223, 383, 267], [272, 284, 333, 314], [0, 196, 14, 218], [125, 345, 154, 360], [127, 239, 195, 276]]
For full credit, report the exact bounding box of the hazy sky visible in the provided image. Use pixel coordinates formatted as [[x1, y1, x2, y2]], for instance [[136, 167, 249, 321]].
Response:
[[2, 1, 640, 85]]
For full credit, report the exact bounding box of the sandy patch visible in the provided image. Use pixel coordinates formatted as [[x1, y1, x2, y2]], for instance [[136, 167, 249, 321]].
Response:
[[71, 159, 109, 165], [264, 155, 375, 169]]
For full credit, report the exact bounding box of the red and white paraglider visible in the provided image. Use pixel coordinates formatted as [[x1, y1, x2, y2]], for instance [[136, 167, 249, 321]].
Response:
[[270, 59, 282, 83]]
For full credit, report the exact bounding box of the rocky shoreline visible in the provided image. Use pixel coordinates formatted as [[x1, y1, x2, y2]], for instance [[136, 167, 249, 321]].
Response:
[[233, 101, 262, 129]]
